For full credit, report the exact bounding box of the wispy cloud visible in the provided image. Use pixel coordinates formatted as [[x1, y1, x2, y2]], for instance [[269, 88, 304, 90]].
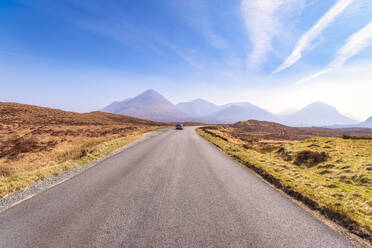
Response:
[[241, 0, 305, 70], [168, 0, 230, 51], [329, 20, 372, 68], [296, 20, 372, 84], [295, 68, 333, 85], [168, 0, 241, 70], [274, 0, 353, 73]]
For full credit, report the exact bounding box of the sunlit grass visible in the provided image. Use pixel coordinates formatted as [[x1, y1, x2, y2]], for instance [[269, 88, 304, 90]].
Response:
[[0, 132, 145, 198], [197, 128, 372, 239]]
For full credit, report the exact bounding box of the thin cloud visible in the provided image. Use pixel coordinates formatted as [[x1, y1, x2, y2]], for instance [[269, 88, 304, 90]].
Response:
[[170, 0, 230, 50], [241, 0, 305, 70], [296, 20, 372, 84], [274, 0, 353, 73], [329, 20, 372, 68], [295, 69, 333, 85]]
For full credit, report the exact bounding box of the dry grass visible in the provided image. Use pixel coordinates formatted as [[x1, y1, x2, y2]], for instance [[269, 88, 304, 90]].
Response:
[[0, 102, 167, 197], [198, 122, 372, 243]]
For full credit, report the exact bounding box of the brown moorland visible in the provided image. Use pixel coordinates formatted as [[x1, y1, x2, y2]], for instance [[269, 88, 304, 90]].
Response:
[[0, 102, 167, 197], [198, 120, 372, 243]]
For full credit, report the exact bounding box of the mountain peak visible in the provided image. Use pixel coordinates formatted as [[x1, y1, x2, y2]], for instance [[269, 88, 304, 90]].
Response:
[[365, 116, 372, 123], [305, 101, 333, 109], [193, 98, 210, 103], [357, 116, 372, 128], [281, 101, 357, 126], [101, 89, 185, 122], [131, 89, 174, 105], [222, 102, 256, 108], [139, 89, 162, 97], [176, 98, 219, 117], [205, 103, 277, 124], [178, 98, 213, 104], [301, 102, 340, 115], [311, 101, 327, 105]]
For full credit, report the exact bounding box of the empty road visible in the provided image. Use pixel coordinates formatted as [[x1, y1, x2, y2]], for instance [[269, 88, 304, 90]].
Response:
[[0, 127, 354, 248]]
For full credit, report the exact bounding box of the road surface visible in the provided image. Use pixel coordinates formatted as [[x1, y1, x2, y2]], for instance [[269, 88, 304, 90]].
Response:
[[0, 127, 354, 248]]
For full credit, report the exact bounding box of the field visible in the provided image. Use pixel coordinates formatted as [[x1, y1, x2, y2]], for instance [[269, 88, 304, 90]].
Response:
[[0, 102, 167, 198], [198, 121, 372, 243]]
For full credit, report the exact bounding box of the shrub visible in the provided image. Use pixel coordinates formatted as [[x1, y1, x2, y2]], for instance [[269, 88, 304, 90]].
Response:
[[0, 166, 15, 177], [294, 150, 329, 167], [276, 147, 292, 161], [258, 144, 278, 153], [342, 134, 351, 139]]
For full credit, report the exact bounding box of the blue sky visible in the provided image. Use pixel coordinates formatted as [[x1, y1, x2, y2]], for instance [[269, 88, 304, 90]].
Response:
[[1, 0, 372, 120]]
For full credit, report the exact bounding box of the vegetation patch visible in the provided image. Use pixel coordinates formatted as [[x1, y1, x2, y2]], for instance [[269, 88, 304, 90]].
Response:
[[342, 134, 372, 140], [0, 133, 148, 197], [0, 136, 58, 160], [197, 124, 372, 244], [276, 147, 292, 161], [0, 102, 167, 198], [294, 150, 329, 167]]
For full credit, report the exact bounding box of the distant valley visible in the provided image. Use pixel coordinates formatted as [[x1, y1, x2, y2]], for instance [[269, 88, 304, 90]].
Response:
[[102, 89, 371, 128]]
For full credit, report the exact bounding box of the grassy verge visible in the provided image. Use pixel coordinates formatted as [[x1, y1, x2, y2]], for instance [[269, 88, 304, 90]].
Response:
[[197, 128, 372, 243], [0, 132, 145, 198]]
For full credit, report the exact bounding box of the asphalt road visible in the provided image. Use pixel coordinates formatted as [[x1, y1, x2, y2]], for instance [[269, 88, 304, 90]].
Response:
[[0, 127, 354, 248]]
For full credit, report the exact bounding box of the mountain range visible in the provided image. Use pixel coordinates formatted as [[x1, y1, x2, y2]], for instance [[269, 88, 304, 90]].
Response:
[[101, 89, 369, 127]]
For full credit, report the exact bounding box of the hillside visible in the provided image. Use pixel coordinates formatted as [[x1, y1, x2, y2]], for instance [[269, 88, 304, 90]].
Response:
[[229, 120, 336, 141], [0, 102, 163, 126], [101, 98, 132, 114], [198, 121, 372, 241], [206, 120, 372, 143], [0, 102, 166, 197]]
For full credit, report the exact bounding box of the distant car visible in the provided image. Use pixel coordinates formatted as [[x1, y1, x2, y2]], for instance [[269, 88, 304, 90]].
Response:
[[176, 124, 184, 130]]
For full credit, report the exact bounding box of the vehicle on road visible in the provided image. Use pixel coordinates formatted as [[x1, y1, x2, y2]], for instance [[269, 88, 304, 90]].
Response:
[[176, 124, 184, 130]]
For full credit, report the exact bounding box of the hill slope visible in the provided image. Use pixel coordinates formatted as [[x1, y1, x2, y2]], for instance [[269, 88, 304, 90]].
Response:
[[101, 98, 132, 114], [0, 102, 161, 126], [0, 102, 165, 197], [198, 121, 372, 241]]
